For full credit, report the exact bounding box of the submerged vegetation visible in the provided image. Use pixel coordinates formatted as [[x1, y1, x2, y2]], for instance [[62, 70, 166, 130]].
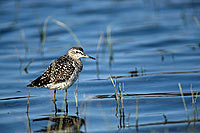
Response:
[[1, 0, 200, 132], [19, 16, 200, 132], [90, 78, 200, 131]]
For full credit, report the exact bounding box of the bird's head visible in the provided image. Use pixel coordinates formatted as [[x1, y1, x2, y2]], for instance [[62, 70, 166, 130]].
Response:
[[67, 47, 96, 60]]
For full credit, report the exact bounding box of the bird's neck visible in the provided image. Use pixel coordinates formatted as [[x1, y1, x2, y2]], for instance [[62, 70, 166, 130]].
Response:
[[65, 55, 82, 68]]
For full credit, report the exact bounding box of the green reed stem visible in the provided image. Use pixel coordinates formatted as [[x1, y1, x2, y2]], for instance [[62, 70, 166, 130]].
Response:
[[53, 19, 82, 47], [178, 83, 190, 122]]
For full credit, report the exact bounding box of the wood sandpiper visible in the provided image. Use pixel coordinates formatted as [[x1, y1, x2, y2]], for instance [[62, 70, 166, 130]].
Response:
[[27, 47, 95, 102]]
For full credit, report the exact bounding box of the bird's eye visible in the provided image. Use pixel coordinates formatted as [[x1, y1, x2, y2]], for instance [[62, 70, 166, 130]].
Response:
[[75, 51, 80, 54]]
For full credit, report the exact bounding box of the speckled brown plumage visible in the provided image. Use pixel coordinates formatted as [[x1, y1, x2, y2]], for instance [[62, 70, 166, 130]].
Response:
[[27, 55, 82, 88], [27, 47, 95, 90]]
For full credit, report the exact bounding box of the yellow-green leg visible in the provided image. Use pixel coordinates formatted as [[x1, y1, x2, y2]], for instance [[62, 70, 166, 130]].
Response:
[[64, 89, 67, 102], [53, 90, 56, 104], [64, 89, 68, 114]]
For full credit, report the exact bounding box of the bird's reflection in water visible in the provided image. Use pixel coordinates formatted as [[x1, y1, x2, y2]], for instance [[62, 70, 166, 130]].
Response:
[[33, 115, 85, 132], [53, 100, 69, 115], [33, 101, 85, 132]]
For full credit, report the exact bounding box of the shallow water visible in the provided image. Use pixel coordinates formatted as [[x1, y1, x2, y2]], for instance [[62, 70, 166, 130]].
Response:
[[0, 0, 200, 132]]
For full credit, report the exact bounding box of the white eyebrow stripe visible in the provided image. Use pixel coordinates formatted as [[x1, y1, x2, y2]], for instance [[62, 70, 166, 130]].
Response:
[[74, 49, 83, 54]]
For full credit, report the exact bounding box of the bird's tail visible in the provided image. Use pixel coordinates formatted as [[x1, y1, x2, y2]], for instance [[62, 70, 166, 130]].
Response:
[[27, 75, 49, 87], [26, 83, 33, 87], [26, 76, 43, 87]]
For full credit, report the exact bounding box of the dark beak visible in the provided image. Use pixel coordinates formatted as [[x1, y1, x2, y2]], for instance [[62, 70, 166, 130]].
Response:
[[84, 54, 96, 60]]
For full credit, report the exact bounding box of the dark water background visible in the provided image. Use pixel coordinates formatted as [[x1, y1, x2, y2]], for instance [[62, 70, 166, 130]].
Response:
[[0, 0, 200, 132]]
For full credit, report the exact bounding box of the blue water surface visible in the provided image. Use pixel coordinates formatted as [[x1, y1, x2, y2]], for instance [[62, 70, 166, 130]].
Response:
[[0, 0, 200, 132]]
